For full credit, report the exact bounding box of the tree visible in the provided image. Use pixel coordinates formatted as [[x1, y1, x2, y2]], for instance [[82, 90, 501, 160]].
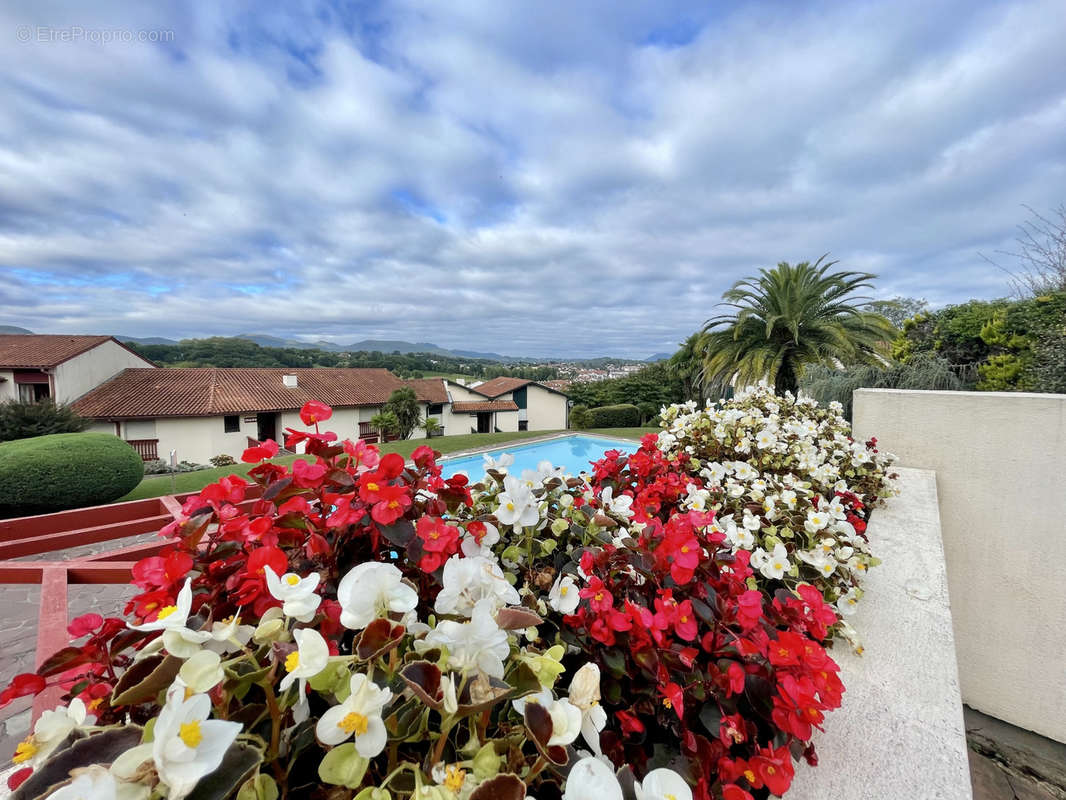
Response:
[[0, 399, 90, 443], [865, 296, 929, 329], [419, 417, 443, 439], [701, 257, 895, 396], [667, 332, 708, 402], [370, 410, 399, 437], [982, 204, 1066, 297], [383, 387, 421, 440]]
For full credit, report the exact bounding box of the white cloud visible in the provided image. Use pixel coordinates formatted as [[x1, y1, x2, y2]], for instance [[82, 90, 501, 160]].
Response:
[[0, 0, 1063, 357]]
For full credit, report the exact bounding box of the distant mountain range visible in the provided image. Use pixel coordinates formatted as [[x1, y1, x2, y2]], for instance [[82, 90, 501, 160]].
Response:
[[646, 352, 673, 362], [3, 326, 656, 365]]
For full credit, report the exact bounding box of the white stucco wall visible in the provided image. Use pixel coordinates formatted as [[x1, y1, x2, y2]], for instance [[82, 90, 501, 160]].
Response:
[[0, 370, 16, 402], [852, 388, 1066, 743], [524, 384, 568, 430], [52, 340, 155, 403]]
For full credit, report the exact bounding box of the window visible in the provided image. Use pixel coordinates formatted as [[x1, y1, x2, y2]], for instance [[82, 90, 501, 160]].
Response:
[[427, 403, 444, 415], [519, 420, 528, 431], [223, 415, 240, 433]]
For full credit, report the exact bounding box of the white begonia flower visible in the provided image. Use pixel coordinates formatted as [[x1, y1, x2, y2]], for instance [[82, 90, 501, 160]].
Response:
[[279, 627, 329, 698], [805, 509, 830, 533], [337, 562, 418, 630], [734, 527, 755, 549], [152, 689, 241, 800], [548, 573, 581, 615], [836, 588, 860, 616], [741, 510, 761, 532], [13, 698, 91, 768], [424, 598, 510, 679], [460, 519, 501, 557], [798, 549, 837, 578], [494, 476, 540, 528], [599, 486, 634, 519], [780, 489, 798, 509], [755, 428, 777, 449], [568, 663, 608, 754], [316, 672, 392, 755], [435, 555, 520, 617], [264, 567, 322, 623], [702, 462, 727, 484], [205, 614, 256, 654], [637, 769, 693, 800], [511, 690, 583, 747], [177, 650, 225, 694], [484, 452, 515, 472], [128, 578, 212, 658], [564, 757, 624, 800], [758, 543, 790, 580], [45, 764, 149, 800]]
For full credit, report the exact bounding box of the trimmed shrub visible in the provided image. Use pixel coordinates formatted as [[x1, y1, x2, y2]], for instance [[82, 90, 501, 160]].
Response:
[[586, 403, 641, 428], [568, 404, 590, 429], [0, 433, 144, 517], [0, 399, 90, 443]]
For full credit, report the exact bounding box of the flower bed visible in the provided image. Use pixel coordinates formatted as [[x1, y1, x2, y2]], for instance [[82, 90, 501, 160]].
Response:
[[1, 388, 896, 800]]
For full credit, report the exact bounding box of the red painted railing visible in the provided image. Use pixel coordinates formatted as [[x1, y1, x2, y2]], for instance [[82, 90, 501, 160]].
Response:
[[0, 486, 263, 720], [126, 438, 159, 461]]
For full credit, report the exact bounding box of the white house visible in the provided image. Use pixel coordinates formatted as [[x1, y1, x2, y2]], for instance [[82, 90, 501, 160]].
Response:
[[458, 377, 570, 432], [0, 334, 155, 406], [73, 368, 449, 463]]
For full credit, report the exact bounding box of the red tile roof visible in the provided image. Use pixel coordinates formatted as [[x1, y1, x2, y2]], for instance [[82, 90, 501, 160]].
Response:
[[470, 377, 532, 398], [473, 377, 569, 398], [452, 400, 519, 413], [0, 335, 116, 368], [541, 379, 572, 392], [73, 368, 414, 419], [406, 378, 449, 404]]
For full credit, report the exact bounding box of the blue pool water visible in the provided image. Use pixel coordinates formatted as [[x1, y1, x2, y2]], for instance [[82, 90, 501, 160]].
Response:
[[441, 434, 641, 479]]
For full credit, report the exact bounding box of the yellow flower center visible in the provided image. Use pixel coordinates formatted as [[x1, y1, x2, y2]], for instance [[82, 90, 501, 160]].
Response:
[[773, 562, 783, 570], [665, 795, 677, 800], [681, 545, 689, 553], [444, 766, 466, 793], [367, 482, 380, 492], [13, 737, 38, 763], [157, 605, 178, 620], [285, 575, 300, 586], [339, 711, 369, 735], [179, 720, 203, 748], [663, 698, 672, 709], [744, 769, 756, 784], [559, 586, 569, 596], [506, 502, 515, 511], [679, 615, 688, 623], [285, 651, 300, 672]]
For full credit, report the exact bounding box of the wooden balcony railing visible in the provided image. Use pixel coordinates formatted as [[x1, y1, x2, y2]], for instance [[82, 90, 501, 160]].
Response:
[[126, 438, 159, 461], [358, 422, 379, 443]]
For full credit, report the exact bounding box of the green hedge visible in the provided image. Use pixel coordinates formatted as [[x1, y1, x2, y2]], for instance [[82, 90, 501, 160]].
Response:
[[586, 403, 642, 428], [0, 433, 145, 518]]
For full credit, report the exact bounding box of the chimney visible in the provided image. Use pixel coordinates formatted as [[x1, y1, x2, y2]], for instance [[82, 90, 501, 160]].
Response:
[[283, 374, 298, 388]]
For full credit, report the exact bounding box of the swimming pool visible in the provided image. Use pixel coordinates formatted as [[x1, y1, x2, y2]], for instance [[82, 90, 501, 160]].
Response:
[[440, 434, 641, 479]]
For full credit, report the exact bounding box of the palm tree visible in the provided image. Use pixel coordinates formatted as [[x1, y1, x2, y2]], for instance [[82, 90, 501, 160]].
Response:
[[667, 331, 709, 402], [701, 257, 895, 396]]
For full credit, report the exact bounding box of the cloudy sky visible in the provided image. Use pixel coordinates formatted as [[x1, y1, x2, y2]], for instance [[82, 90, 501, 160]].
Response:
[[0, 1, 1063, 358]]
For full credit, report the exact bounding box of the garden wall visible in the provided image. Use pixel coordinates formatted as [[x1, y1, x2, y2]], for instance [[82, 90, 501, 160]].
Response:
[[852, 388, 1066, 744]]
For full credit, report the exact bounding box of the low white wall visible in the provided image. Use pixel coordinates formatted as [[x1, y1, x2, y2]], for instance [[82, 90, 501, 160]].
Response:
[[790, 468, 971, 799], [853, 388, 1066, 743]]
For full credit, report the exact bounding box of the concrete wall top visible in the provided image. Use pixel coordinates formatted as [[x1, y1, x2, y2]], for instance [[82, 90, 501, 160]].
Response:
[[790, 467, 972, 799]]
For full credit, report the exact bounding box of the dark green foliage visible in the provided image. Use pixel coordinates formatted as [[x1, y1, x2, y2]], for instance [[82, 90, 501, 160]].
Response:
[[801, 354, 968, 419], [0, 399, 90, 442], [702, 257, 895, 395], [568, 404, 591, 429], [1030, 324, 1066, 393], [566, 364, 686, 410], [0, 433, 144, 518], [864, 296, 929, 329], [128, 337, 559, 380], [894, 291, 1066, 392], [384, 387, 421, 440], [586, 404, 642, 428], [370, 410, 400, 436], [636, 401, 659, 424], [667, 332, 708, 402]]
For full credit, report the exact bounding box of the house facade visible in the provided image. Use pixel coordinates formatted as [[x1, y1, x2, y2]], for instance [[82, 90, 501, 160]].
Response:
[[0, 335, 154, 405], [466, 377, 570, 431], [73, 368, 448, 464]]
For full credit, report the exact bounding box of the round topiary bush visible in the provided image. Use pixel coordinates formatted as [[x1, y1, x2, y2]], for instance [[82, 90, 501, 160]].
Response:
[[0, 432, 145, 518]]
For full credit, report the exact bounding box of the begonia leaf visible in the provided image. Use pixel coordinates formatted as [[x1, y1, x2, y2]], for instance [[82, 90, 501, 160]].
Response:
[[469, 774, 526, 800], [111, 653, 182, 706], [318, 743, 369, 788]]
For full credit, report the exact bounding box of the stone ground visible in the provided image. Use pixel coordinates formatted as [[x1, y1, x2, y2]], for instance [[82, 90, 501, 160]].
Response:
[[966, 706, 1066, 800], [0, 532, 156, 764]]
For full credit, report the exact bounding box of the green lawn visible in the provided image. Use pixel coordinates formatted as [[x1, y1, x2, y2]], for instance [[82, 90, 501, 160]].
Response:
[[118, 428, 654, 502]]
